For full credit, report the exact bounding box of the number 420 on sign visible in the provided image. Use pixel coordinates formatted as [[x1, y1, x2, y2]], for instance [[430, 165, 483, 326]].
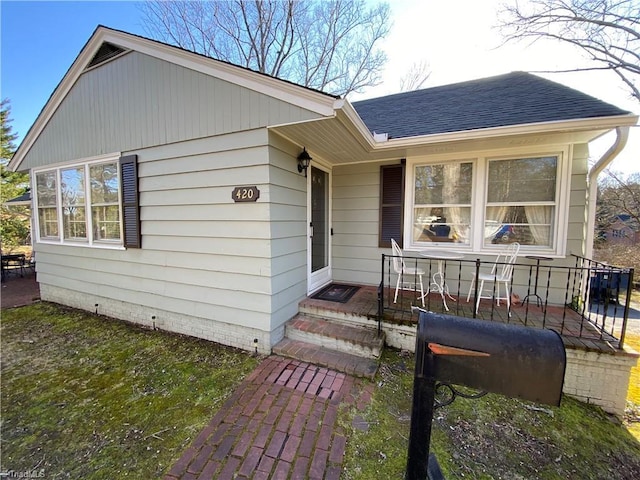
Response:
[[232, 186, 260, 202]]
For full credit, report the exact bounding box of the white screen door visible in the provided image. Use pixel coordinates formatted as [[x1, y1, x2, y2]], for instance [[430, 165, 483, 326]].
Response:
[[308, 165, 331, 293]]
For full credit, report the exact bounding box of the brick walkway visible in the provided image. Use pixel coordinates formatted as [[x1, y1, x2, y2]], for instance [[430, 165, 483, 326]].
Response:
[[165, 356, 372, 480]]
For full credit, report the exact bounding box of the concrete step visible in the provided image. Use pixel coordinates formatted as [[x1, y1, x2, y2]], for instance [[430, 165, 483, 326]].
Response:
[[272, 338, 379, 379], [285, 314, 384, 359]]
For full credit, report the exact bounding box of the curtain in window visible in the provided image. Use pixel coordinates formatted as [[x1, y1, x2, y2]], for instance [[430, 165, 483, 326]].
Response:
[[525, 206, 553, 246], [412, 163, 472, 243], [444, 165, 462, 239], [485, 206, 508, 240]]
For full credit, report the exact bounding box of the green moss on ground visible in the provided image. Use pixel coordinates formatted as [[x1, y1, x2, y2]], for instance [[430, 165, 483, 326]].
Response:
[[1, 303, 258, 478], [342, 349, 640, 480]]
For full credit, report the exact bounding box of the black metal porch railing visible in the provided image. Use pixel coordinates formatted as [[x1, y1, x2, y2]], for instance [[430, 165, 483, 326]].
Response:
[[378, 252, 634, 350]]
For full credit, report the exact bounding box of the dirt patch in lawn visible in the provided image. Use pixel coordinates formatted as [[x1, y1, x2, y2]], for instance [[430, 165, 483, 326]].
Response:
[[1, 303, 259, 478]]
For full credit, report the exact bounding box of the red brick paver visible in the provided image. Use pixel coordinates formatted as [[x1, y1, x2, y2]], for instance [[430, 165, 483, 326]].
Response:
[[165, 356, 370, 480], [1, 271, 39, 309]]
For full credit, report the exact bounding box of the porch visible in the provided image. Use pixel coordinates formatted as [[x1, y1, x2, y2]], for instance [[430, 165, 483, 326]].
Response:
[[298, 282, 629, 356], [376, 253, 635, 353], [283, 255, 638, 416]]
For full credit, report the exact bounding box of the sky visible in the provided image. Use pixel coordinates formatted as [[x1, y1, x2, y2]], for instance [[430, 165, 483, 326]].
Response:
[[1, 0, 638, 174]]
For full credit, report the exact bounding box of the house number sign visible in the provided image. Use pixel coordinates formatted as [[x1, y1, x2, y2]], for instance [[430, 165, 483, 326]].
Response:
[[232, 186, 260, 202]]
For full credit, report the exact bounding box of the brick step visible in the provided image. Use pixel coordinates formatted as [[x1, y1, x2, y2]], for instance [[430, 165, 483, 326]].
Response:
[[285, 314, 384, 359], [297, 285, 380, 325], [272, 338, 379, 379]]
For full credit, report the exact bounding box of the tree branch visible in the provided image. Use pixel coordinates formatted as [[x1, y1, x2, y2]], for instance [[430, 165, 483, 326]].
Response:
[[497, 0, 639, 104]]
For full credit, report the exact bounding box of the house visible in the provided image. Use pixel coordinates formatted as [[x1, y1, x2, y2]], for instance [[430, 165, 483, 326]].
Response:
[[9, 26, 638, 413], [605, 214, 640, 246]]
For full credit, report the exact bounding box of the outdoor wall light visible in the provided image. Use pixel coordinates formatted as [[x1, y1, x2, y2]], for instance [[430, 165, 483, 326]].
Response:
[[297, 147, 312, 177]]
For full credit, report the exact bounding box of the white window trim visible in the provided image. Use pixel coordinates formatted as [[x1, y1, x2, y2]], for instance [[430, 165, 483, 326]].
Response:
[[32, 153, 125, 249], [404, 146, 571, 256], [410, 158, 475, 248]]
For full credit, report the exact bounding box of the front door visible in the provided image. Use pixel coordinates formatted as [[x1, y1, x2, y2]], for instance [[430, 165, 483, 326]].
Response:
[[308, 165, 331, 293]]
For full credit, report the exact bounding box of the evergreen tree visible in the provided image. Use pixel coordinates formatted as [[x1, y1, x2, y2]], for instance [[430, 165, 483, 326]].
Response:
[[1, 99, 30, 251]]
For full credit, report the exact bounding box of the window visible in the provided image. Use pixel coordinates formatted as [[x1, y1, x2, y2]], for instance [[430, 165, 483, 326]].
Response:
[[412, 162, 473, 245], [33, 154, 140, 248], [485, 156, 557, 248], [407, 152, 563, 254], [90, 163, 120, 240], [61, 166, 87, 240], [35, 171, 59, 239]]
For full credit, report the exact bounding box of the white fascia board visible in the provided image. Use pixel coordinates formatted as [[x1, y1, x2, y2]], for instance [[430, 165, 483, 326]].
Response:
[[371, 114, 639, 151], [10, 26, 337, 171], [333, 99, 376, 146]]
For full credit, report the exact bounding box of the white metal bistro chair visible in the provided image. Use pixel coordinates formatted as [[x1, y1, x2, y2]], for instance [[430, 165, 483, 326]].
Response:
[[391, 238, 425, 307], [466, 242, 520, 314]]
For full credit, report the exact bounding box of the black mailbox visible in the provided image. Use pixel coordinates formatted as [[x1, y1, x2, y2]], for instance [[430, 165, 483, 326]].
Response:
[[406, 311, 566, 480], [416, 312, 566, 405]]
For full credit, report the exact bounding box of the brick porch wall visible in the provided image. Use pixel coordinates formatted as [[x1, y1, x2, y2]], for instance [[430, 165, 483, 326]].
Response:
[[563, 348, 638, 416]]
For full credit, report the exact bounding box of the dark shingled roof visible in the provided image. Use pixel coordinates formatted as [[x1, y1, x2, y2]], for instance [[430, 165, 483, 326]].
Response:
[[5, 192, 31, 204], [351, 72, 631, 139]]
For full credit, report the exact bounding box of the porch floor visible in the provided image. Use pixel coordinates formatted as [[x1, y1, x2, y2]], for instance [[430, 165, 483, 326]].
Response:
[[300, 284, 626, 355]]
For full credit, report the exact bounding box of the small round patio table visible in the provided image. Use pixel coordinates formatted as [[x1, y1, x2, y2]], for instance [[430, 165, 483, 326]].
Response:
[[419, 250, 465, 311], [521, 255, 553, 308]]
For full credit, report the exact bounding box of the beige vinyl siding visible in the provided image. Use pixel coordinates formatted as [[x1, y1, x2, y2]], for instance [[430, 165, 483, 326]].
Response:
[[35, 129, 279, 333], [35, 248, 272, 328], [567, 143, 589, 259], [332, 161, 397, 285], [34, 128, 309, 339], [266, 134, 308, 327], [21, 51, 322, 170]]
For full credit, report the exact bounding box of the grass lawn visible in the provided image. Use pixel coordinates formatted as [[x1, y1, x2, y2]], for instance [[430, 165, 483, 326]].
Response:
[[1, 303, 258, 478], [623, 289, 640, 440], [625, 332, 640, 440], [341, 349, 640, 480], [3, 302, 639, 479]]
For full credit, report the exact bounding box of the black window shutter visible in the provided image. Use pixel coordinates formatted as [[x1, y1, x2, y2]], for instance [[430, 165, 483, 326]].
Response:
[[120, 154, 141, 248], [379, 164, 405, 248]]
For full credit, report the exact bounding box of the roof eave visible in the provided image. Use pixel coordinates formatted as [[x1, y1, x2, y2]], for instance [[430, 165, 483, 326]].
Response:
[[372, 114, 639, 150], [334, 99, 376, 147]]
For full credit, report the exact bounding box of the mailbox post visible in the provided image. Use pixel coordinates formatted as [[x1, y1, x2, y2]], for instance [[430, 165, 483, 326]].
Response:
[[406, 311, 566, 480]]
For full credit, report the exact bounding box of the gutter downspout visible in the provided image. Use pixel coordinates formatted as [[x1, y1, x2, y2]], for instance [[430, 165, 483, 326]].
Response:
[[584, 126, 630, 259]]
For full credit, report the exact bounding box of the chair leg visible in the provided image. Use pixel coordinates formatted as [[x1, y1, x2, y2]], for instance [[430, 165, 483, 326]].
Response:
[[475, 279, 484, 314], [466, 277, 475, 302], [394, 274, 401, 304], [505, 282, 511, 317], [418, 274, 425, 307]]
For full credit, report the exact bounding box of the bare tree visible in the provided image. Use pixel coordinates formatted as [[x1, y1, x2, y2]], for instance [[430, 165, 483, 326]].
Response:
[[497, 0, 640, 103], [598, 169, 640, 226], [399, 60, 432, 92], [139, 0, 391, 96]]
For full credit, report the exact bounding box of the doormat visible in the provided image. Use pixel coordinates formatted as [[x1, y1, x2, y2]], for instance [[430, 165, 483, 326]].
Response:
[[311, 283, 360, 303]]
